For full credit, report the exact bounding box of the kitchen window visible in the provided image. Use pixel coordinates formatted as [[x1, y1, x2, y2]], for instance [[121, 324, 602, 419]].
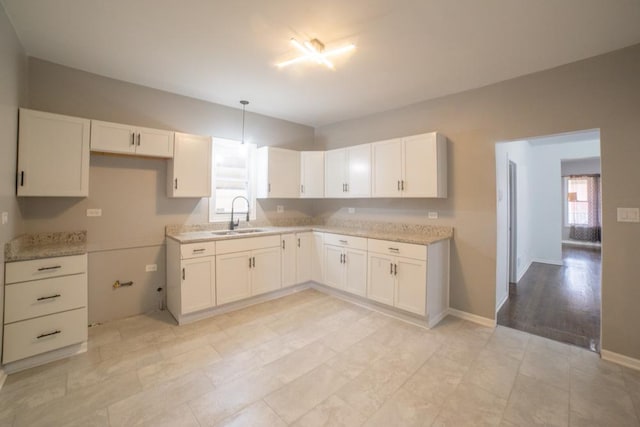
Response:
[[209, 138, 257, 222]]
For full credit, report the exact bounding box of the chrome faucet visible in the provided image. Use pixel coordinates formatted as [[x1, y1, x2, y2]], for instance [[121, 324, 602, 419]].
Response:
[[230, 196, 250, 230]]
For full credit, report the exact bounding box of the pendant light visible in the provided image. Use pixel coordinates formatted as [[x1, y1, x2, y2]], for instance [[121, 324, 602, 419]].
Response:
[[240, 100, 249, 144]]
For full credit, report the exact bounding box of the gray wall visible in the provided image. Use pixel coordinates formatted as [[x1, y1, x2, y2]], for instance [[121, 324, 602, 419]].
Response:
[[0, 5, 26, 360], [23, 58, 316, 323], [315, 44, 640, 360]]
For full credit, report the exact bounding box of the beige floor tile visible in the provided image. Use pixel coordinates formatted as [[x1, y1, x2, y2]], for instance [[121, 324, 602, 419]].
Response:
[[15, 371, 141, 427], [216, 400, 286, 427], [137, 344, 221, 387], [570, 372, 639, 426], [432, 382, 507, 427], [156, 333, 215, 359], [171, 315, 223, 337], [265, 365, 350, 424], [143, 403, 200, 427], [319, 320, 379, 353], [485, 326, 530, 361], [403, 353, 468, 406], [213, 324, 279, 357], [98, 328, 176, 361], [114, 310, 176, 340], [462, 347, 521, 399], [502, 373, 569, 427], [189, 366, 285, 426], [0, 372, 67, 414], [622, 367, 640, 420], [364, 387, 441, 427], [87, 323, 121, 348], [202, 348, 266, 386], [108, 370, 213, 427], [569, 347, 625, 389], [433, 335, 486, 367], [292, 395, 367, 427], [527, 334, 572, 357], [325, 337, 391, 380], [520, 344, 570, 391], [262, 341, 337, 383], [60, 408, 110, 427]]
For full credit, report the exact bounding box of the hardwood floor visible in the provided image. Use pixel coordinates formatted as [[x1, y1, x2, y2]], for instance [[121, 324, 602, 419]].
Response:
[[497, 245, 601, 352]]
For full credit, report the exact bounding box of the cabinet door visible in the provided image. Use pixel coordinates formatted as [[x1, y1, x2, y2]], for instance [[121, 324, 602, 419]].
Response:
[[262, 147, 300, 198], [296, 232, 313, 283], [403, 133, 446, 197], [324, 148, 347, 198], [367, 253, 395, 306], [168, 132, 212, 198], [324, 245, 345, 289], [311, 232, 324, 283], [181, 257, 216, 314], [18, 109, 90, 197], [216, 251, 251, 305], [281, 234, 297, 287], [344, 248, 367, 296], [372, 139, 402, 197], [395, 257, 427, 315], [300, 151, 324, 198], [135, 126, 174, 158], [90, 119, 136, 155], [346, 144, 371, 197], [252, 247, 282, 295]]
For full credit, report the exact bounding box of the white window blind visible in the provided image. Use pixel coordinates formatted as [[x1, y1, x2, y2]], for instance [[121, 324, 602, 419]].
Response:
[[209, 138, 257, 222]]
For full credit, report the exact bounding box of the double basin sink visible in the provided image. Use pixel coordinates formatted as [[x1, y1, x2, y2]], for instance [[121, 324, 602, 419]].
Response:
[[210, 228, 267, 236]]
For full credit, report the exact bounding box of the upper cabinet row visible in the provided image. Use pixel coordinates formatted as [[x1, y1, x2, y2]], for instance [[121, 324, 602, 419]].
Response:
[[16, 109, 211, 198], [257, 132, 447, 199]]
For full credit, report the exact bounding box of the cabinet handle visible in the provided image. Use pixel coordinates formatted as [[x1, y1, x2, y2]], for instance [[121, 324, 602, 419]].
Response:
[[297, 238, 301, 248], [174, 178, 178, 189], [282, 239, 285, 250], [37, 265, 62, 271], [301, 184, 304, 194], [388, 247, 399, 252], [252, 257, 256, 268], [37, 330, 61, 339], [394, 263, 398, 276], [345, 183, 349, 192], [182, 268, 185, 280], [397, 180, 401, 191], [343, 253, 347, 264], [339, 239, 348, 244], [390, 262, 394, 275], [268, 183, 271, 193], [131, 132, 135, 146], [20, 171, 24, 186], [249, 257, 252, 268], [37, 294, 61, 301], [401, 180, 405, 190], [137, 133, 141, 146], [192, 248, 205, 253]]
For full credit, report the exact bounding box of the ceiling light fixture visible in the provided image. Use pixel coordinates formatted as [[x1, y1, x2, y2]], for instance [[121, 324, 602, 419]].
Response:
[[277, 38, 355, 70], [240, 100, 249, 144]]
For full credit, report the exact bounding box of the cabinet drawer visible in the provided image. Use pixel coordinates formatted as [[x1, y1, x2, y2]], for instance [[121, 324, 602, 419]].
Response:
[[367, 239, 426, 260], [216, 235, 280, 255], [5, 254, 87, 284], [2, 308, 87, 364], [4, 274, 87, 324], [181, 241, 216, 259], [323, 233, 367, 250]]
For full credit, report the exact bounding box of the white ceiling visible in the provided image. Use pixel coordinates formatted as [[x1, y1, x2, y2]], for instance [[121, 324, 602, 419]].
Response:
[[3, 0, 640, 127]]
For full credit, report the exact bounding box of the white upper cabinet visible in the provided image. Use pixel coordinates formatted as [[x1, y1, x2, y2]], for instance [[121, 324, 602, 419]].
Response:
[[90, 119, 174, 158], [324, 144, 371, 198], [257, 146, 300, 198], [372, 132, 447, 198], [300, 151, 324, 198], [17, 108, 90, 197], [167, 132, 212, 198]]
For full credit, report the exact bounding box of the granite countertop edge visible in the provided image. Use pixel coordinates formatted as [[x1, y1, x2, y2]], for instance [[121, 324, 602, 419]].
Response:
[[5, 231, 88, 263]]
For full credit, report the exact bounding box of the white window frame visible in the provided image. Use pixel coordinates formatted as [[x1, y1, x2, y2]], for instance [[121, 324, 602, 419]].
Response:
[[209, 137, 257, 223], [564, 176, 589, 227]]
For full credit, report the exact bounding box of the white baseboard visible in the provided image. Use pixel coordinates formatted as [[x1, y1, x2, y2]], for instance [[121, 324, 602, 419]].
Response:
[[496, 294, 508, 313], [0, 367, 6, 391], [447, 308, 496, 328], [601, 349, 640, 372], [531, 258, 563, 266], [3, 341, 88, 375]]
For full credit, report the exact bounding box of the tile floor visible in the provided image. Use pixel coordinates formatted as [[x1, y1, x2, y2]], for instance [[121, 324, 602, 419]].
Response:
[[1, 288, 639, 426]]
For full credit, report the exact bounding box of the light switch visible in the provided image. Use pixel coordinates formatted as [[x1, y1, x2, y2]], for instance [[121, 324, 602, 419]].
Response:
[[428, 211, 438, 219], [86, 208, 102, 217], [1, 212, 8, 225], [617, 207, 640, 223], [145, 264, 158, 272]]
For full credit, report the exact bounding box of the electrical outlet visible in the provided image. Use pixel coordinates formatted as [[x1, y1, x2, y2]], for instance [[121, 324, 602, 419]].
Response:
[[617, 207, 640, 223], [145, 264, 157, 272], [276, 205, 284, 213], [86, 208, 102, 217], [1, 212, 7, 225], [348, 208, 355, 214], [428, 211, 438, 219]]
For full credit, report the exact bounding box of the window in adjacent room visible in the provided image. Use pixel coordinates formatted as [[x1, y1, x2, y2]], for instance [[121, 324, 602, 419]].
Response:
[[566, 176, 590, 226], [209, 137, 257, 222]]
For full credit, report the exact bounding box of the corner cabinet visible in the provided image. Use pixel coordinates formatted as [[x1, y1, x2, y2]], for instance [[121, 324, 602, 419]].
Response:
[[167, 132, 212, 198], [300, 151, 324, 198], [90, 120, 174, 158], [324, 144, 371, 198], [17, 109, 90, 197], [256, 146, 300, 198], [372, 132, 447, 198]]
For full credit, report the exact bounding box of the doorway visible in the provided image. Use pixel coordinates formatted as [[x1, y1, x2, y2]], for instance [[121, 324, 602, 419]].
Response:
[[495, 130, 602, 352]]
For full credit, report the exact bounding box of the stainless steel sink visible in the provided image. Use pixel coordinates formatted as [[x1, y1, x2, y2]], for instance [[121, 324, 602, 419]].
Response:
[[210, 228, 266, 236]]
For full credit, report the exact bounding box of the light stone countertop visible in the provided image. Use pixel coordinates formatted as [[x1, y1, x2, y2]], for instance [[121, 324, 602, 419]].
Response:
[[166, 225, 452, 246], [5, 231, 88, 262]]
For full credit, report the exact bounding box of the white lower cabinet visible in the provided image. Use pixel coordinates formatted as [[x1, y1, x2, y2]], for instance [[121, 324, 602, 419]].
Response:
[[323, 233, 368, 296], [281, 234, 297, 287], [216, 235, 281, 305], [166, 239, 216, 324], [295, 232, 313, 283], [311, 232, 325, 283]]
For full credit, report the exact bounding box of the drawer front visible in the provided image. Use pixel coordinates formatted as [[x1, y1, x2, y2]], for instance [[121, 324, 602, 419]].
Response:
[[367, 239, 427, 261], [2, 308, 88, 364], [323, 233, 367, 250], [181, 241, 216, 259], [6, 254, 87, 284], [4, 274, 87, 324], [216, 235, 281, 255]]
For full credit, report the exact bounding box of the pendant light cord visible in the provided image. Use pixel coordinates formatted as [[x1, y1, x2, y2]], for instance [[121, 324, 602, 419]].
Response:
[[240, 100, 249, 144]]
